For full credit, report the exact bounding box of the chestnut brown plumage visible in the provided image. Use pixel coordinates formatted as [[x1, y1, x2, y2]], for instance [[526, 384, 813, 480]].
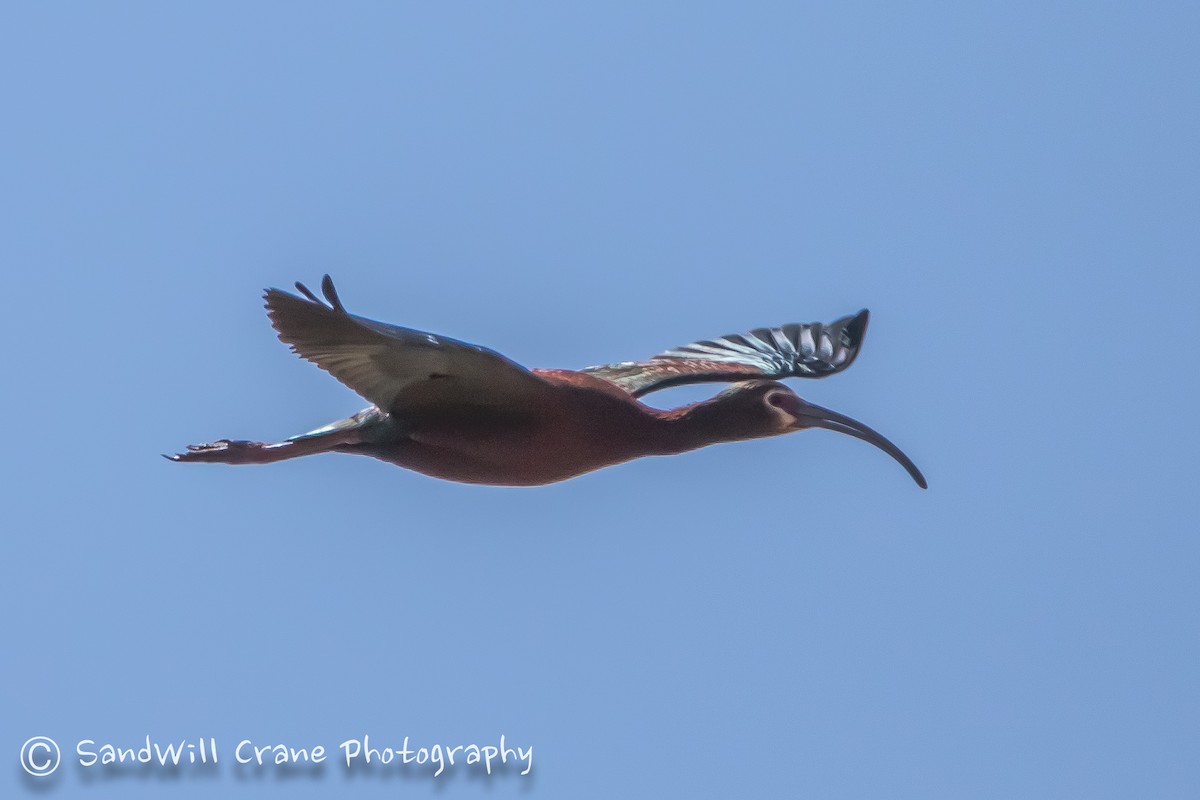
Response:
[[168, 276, 926, 488]]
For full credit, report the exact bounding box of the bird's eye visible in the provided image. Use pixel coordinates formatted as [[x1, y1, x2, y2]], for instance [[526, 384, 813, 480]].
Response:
[[766, 391, 789, 408]]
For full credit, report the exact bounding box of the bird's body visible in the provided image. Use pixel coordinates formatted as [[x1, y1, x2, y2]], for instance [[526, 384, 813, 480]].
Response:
[[170, 276, 926, 488], [347, 371, 660, 485]]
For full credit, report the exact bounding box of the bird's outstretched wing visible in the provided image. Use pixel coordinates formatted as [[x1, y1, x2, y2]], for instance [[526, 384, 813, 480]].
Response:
[[581, 310, 869, 397], [265, 275, 552, 415]]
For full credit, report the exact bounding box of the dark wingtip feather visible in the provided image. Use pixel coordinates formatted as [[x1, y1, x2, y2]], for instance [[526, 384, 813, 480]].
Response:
[[321, 274, 345, 313], [294, 281, 322, 304], [847, 309, 869, 345]]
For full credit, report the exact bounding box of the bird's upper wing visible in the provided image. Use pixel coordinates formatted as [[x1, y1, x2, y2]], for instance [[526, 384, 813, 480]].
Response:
[[264, 275, 553, 415], [581, 310, 869, 397]]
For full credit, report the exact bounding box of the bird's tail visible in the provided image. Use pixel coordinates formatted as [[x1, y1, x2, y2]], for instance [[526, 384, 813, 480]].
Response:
[[166, 406, 394, 465]]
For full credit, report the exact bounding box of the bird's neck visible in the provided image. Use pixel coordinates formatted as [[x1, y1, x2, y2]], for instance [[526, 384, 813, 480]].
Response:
[[649, 398, 767, 455]]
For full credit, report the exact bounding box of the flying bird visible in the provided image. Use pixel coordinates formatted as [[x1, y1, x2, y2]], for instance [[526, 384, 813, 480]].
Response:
[[169, 276, 926, 488]]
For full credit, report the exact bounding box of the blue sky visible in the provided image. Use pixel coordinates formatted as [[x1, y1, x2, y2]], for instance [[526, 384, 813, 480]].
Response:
[[2, 3, 1197, 798]]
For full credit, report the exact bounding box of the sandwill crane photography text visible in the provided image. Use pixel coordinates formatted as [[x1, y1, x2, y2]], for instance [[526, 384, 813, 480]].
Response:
[[19, 734, 533, 779]]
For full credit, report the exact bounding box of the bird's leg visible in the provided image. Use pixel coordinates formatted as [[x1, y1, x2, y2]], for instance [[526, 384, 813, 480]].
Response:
[[166, 406, 400, 466]]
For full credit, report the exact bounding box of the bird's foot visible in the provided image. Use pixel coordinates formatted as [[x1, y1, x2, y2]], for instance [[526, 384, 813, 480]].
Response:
[[165, 439, 275, 464]]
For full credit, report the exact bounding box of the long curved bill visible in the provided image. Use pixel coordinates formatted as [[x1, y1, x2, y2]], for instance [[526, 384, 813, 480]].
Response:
[[794, 402, 927, 489]]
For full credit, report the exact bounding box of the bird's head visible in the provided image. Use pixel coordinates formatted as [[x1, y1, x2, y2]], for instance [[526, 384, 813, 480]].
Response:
[[703, 381, 927, 488]]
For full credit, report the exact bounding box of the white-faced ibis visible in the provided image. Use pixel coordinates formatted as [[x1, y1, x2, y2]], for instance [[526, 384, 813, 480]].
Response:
[[169, 276, 926, 488]]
